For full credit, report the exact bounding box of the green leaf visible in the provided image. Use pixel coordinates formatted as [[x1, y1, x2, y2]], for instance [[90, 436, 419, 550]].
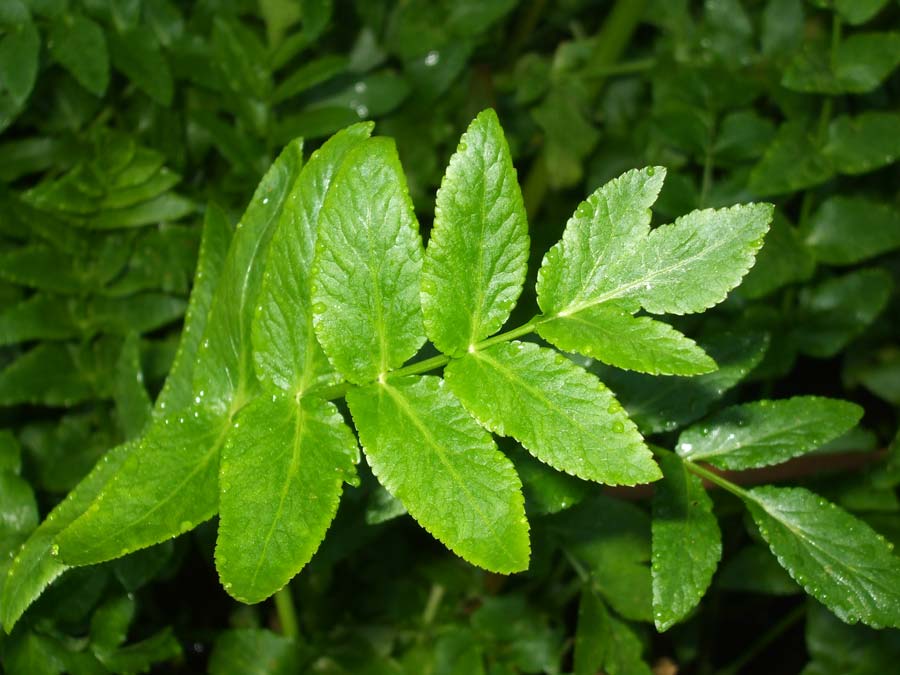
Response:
[[597, 331, 769, 434], [446, 341, 659, 486], [651, 452, 721, 631], [740, 214, 815, 298], [1, 442, 132, 631], [538, 167, 771, 317], [113, 334, 151, 439], [574, 590, 652, 675], [0, 2, 40, 106], [90, 595, 134, 651], [421, 108, 529, 355], [108, 28, 173, 105], [536, 167, 665, 316], [54, 406, 229, 566], [216, 394, 358, 603], [253, 123, 372, 394], [537, 305, 716, 376], [835, 0, 889, 24], [347, 376, 530, 573], [193, 140, 304, 413], [208, 629, 301, 675], [806, 197, 900, 266], [783, 32, 900, 94], [511, 446, 590, 516], [794, 268, 892, 358], [97, 628, 181, 673], [716, 545, 800, 595], [270, 54, 347, 104], [48, 13, 110, 96], [824, 112, 900, 175], [749, 121, 834, 196], [0, 430, 20, 474], [746, 486, 900, 629], [155, 205, 232, 415], [677, 396, 863, 470], [0, 342, 99, 407], [803, 601, 900, 675], [313, 138, 425, 384]]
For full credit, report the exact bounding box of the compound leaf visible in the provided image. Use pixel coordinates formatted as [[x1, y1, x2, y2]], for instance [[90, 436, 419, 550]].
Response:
[[55, 406, 229, 566], [746, 486, 900, 629], [216, 395, 358, 603], [537, 304, 716, 376], [193, 140, 304, 413], [446, 341, 660, 486], [421, 108, 529, 355], [677, 396, 863, 470], [651, 452, 721, 631], [313, 138, 425, 384], [253, 123, 372, 394], [347, 376, 529, 574]]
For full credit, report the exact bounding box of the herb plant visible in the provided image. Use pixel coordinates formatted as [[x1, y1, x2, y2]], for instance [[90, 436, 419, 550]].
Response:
[[2, 1, 900, 673]]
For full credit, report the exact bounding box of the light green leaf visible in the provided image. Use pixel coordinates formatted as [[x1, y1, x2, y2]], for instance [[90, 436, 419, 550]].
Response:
[[537, 304, 716, 376], [421, 108, 529, 355], [824, 112, 900, 175], [651, 452, 721, 631], [193, 140, 304, 413], [154, 205, 233, 415], [749, 121, 834, 196], [313, 138, 425, 384], [806, 197, 900, 266], [253, 123, 372, 394], [1, 442, 133, 632], [835, 0, 889, 24], [746, 486, 900, 629], [536, 167, 665, 315], [446, 341, 660, 486], [48, 13, 109, 96], [677, 396, 863, 470], [347, 376, 530, 573], [216, 394, 358, 603], [55, 406, 229, 566]]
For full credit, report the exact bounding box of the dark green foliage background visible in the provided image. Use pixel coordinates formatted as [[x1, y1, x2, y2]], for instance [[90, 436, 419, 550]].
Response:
[[1, 0, 899, 672]]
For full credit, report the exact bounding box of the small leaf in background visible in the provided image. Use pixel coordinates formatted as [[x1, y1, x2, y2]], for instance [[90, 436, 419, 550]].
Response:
[[313, 138, 425, 384], [107, 28, 174, 106], [824, 112, 900, 175], [806, 197, 900, 265], [48, 13, 110, 97], [216, 394, 358, 603], [652, 452, 721, 631], [208, 629, 301, 675], [271, 54, 347, 104], [749, 121, 834, 196], [253, 123, 371, 394], [113, 333, 152, 439], [574, 590, 652, 675], [0, 1, 40, 107], [740, 214, 815, 299], [446, 341, 660, 486], [746, 486, 900, 629], [348, 376, 530, 574], [803, 600, 900, 675], [716, 545, 800, 596], [677, 396, 863, 469], [794, 268, 892, 358], [510, 446, 590, 516], [834, 0, 889, 25], [537, 304, 716, 376], [422, 108, 529, 356]]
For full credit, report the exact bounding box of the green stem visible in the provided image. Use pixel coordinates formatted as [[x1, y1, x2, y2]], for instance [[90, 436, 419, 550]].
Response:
[[422, 583, 445, 626], [274, 586, 300, 640], [714, 604, 806, 675], [683, 460, 751, 501]]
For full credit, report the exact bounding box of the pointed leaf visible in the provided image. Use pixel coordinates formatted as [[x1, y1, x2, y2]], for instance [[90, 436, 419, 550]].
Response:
[[677, 396, 863, 470], [421, 108, 530, 355], [55, 406, 229, 566], [651, 452, 721, 631], [313, 138, 425, 384], [446, 341, 660, 486], [537, 304, 716, 375], [536, 167, 665, 315], [193, 140, 304, 412], [1, 442, 133, 632], [253, 124, 372, 394], [113, 334, 151, 439], [216, 395, 358, 603], [347, 376, 529, 573], [806, 197, 900, 266], [746, 486, 900, 629], [48, 13, 109, 96], [824, 112, 900, 175]]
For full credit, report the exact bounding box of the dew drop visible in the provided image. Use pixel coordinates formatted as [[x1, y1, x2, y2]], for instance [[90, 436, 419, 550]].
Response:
[[424, 50, 440, 67], [354, 81, 367, 93], [355, 104, 369, 119], [647, 167, 656, 176], [262, 197, 269, 205], [612, 421, 625, 433], [313, 302, 327, 314], [50, 544, 60, 557]]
